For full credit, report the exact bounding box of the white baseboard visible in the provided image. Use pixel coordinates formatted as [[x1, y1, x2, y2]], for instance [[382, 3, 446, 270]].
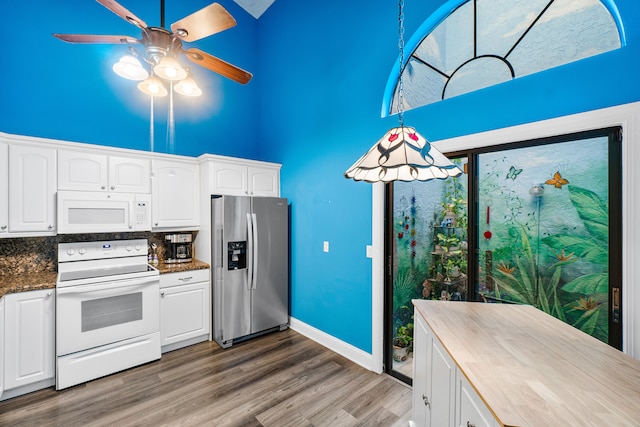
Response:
[[289, 317, 375, 371]]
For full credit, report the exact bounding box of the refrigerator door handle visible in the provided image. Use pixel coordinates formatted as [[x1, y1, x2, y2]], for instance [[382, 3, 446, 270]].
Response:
[[246, 212, 254, 290], [251, 213, 258, 290]]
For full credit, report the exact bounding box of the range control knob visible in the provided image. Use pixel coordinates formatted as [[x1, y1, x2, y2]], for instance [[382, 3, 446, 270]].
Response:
[[126, 245, 132, 252], [78, 248, 86, 255], [66, 249, 76, 256]]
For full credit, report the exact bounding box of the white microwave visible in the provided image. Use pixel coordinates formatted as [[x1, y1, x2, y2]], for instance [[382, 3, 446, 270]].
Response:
[[57, 190, 152, 234]]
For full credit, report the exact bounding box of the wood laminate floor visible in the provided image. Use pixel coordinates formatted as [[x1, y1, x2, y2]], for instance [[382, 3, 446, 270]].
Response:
[[0, 330, 412, 426]]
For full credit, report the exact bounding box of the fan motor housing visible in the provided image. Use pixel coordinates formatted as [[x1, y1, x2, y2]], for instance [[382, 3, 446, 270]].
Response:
[[143, 27, 182, 60]]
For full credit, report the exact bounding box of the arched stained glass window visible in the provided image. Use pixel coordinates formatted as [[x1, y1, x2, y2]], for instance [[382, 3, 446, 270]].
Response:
[[382, 0, 625, 116]]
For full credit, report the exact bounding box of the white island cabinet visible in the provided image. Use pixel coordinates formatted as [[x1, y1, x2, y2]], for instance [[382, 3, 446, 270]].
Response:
[[2, 289, 55, 401], [412, 300, 640, 427], [159, 269, 210, 353], [151, 158, 200, 230]]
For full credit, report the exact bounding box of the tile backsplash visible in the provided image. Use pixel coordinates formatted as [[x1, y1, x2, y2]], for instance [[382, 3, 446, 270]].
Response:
[[0, 232, 196, 276]]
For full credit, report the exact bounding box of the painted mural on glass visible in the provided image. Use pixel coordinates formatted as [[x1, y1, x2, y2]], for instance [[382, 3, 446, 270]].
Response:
[[392, 158, 468, 364], [478, 137, 610, 343]]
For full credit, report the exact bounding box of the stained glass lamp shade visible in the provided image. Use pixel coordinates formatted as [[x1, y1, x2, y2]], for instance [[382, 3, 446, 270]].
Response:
[[344, 126, 462, 182]]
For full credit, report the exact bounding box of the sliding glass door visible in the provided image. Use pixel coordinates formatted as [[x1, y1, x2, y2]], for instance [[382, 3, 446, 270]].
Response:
[[385, 128, 621, 383]]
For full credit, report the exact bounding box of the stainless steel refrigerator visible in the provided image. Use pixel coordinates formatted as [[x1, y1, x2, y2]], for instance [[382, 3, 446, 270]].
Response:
[[211, 195, 289, 348]]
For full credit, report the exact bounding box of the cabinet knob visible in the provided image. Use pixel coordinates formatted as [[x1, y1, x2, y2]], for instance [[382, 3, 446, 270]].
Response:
[[160, 291, 165, 297], [47, 224, 53, 230], [0, 225, 6, 230], [46, 291, 52, 298], [422, 394, 430, 408], [111, 185, 115, 190], [101, 185, 106, 190]]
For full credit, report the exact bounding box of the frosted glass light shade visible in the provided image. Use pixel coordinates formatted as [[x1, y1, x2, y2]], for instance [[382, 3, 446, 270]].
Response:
[[344, 126, 462, 182], [113, 55, 148, 81], [154, 56, 188, 81], [137, 75, 168, 97], [174, 76, 202, 97]]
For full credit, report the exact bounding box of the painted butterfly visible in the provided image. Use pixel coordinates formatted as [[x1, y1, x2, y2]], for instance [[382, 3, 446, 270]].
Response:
[[545, 171, 569, 189], [506, 165, 523, 180]]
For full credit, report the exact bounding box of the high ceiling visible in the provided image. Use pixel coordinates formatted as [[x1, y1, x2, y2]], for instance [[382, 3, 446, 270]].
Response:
[[233, 0, 275, 18]]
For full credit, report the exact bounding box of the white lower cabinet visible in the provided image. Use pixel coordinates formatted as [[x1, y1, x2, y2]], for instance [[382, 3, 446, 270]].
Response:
[[456, 373, 497, 427], [412, 314, 496, 427], [412, 314, 456, 427], [160, 269, 210, 353], [2, 289, 55, 400]]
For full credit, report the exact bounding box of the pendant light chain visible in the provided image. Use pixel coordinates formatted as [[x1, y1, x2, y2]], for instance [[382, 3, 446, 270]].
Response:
[[397, 0, 406, 128]]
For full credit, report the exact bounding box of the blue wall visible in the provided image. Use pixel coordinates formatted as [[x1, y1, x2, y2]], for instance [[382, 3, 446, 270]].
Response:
[[256, 0, 640, 353], [2, 0, 640, 354], [0, 0, 259, 158]]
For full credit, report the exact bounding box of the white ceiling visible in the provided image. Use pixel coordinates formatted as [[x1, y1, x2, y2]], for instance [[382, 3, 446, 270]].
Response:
[[233, 0, 275, 18]]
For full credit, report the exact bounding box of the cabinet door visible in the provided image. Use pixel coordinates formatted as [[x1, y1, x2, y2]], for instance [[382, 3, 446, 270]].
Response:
[[57, 149, 108, 191], [431, 335, 456, 427], [108, 156, 150, 193], [0, 143, 7, 234], [457, 373, 496, 427], [9, 145, 56, 233], [152, 160, 200, 228], [413, 315, 432, 426], [0, 297, 5, 396], [248, 166, 280, 197], [160, 281, 210, 348], [4, 289, 55, 390], [210, 162, 248, 195]]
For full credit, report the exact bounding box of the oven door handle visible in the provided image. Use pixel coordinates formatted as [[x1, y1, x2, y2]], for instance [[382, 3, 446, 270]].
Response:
[[56, 276, 158, 295]]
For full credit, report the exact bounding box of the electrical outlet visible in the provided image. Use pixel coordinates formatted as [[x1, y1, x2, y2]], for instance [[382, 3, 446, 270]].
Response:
[[323, 241, 329, 252]]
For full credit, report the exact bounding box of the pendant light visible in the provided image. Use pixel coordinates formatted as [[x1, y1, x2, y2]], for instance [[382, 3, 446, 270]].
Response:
[[344, 0, 462, 183]]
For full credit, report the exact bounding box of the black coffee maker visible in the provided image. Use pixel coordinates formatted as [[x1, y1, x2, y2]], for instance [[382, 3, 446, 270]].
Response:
[[164, 233, 193, 263]]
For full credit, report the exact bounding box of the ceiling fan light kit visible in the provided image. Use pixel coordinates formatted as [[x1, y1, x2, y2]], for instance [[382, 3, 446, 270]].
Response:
[[53, 0, 253, 99], [113, 55, 149, 81]]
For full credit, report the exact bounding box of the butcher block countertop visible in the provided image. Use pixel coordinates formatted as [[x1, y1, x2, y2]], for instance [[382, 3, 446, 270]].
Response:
[[413, 300, 640, 427]]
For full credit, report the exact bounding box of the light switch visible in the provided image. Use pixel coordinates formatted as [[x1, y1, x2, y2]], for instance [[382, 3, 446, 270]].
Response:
[[366, 245, 373, 258], [323, 241, 329, 253]]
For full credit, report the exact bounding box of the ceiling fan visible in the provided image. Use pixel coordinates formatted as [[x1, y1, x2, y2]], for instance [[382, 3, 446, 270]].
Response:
[[53, 0, 252, 86]]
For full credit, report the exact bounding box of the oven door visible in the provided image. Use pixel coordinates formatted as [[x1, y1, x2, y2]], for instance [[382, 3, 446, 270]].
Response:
[[56, 275, 159, 356]]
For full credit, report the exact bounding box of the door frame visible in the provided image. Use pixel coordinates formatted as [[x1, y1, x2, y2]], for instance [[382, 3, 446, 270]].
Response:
[[372, 101, 640, 371]]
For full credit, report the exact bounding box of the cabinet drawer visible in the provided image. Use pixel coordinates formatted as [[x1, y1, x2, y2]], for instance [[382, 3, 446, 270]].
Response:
[[160, 269, 209, 288]]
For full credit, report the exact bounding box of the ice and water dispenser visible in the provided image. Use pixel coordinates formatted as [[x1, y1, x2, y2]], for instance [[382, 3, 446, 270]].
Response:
[[228, 241, 247, 270]]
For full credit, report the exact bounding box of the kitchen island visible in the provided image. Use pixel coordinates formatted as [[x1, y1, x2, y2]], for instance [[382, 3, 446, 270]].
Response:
[[412, 300, 640, 426]]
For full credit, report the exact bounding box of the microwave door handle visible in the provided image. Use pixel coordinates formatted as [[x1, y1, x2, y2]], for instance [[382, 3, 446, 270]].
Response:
[[251, 213, 258, 290], [56, 276, 158, 295], [128, 201, 134, 230]]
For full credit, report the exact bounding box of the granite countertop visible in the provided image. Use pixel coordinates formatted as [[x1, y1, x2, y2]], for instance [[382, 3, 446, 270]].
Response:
[[0, 271, 58, 300], [0, 259, 210, 300], [154, 258, 210, 274]]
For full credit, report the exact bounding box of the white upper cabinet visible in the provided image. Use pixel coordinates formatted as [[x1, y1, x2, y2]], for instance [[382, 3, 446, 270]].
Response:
[[207, 158, 280, 197], [0, 143, 8, 234], [152, 159, 200, 229], [108, 156, 150, 193], [58, 150, 150, 193], [57, 150, 108, 192], [9, 145, 56, 233]]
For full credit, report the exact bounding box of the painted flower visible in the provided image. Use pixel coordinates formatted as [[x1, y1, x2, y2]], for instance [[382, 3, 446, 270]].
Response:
[[497, 261, 515, 274], [573, 296, 602, 311], [552, 249, 575, 262]]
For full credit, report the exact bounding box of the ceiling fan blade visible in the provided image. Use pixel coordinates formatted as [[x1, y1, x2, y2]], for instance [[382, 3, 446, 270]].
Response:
[[53, 34, 139, 44], [185, 48, 252, 84], [96, 0, 147, 29], [171, 3, 236, 43]]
